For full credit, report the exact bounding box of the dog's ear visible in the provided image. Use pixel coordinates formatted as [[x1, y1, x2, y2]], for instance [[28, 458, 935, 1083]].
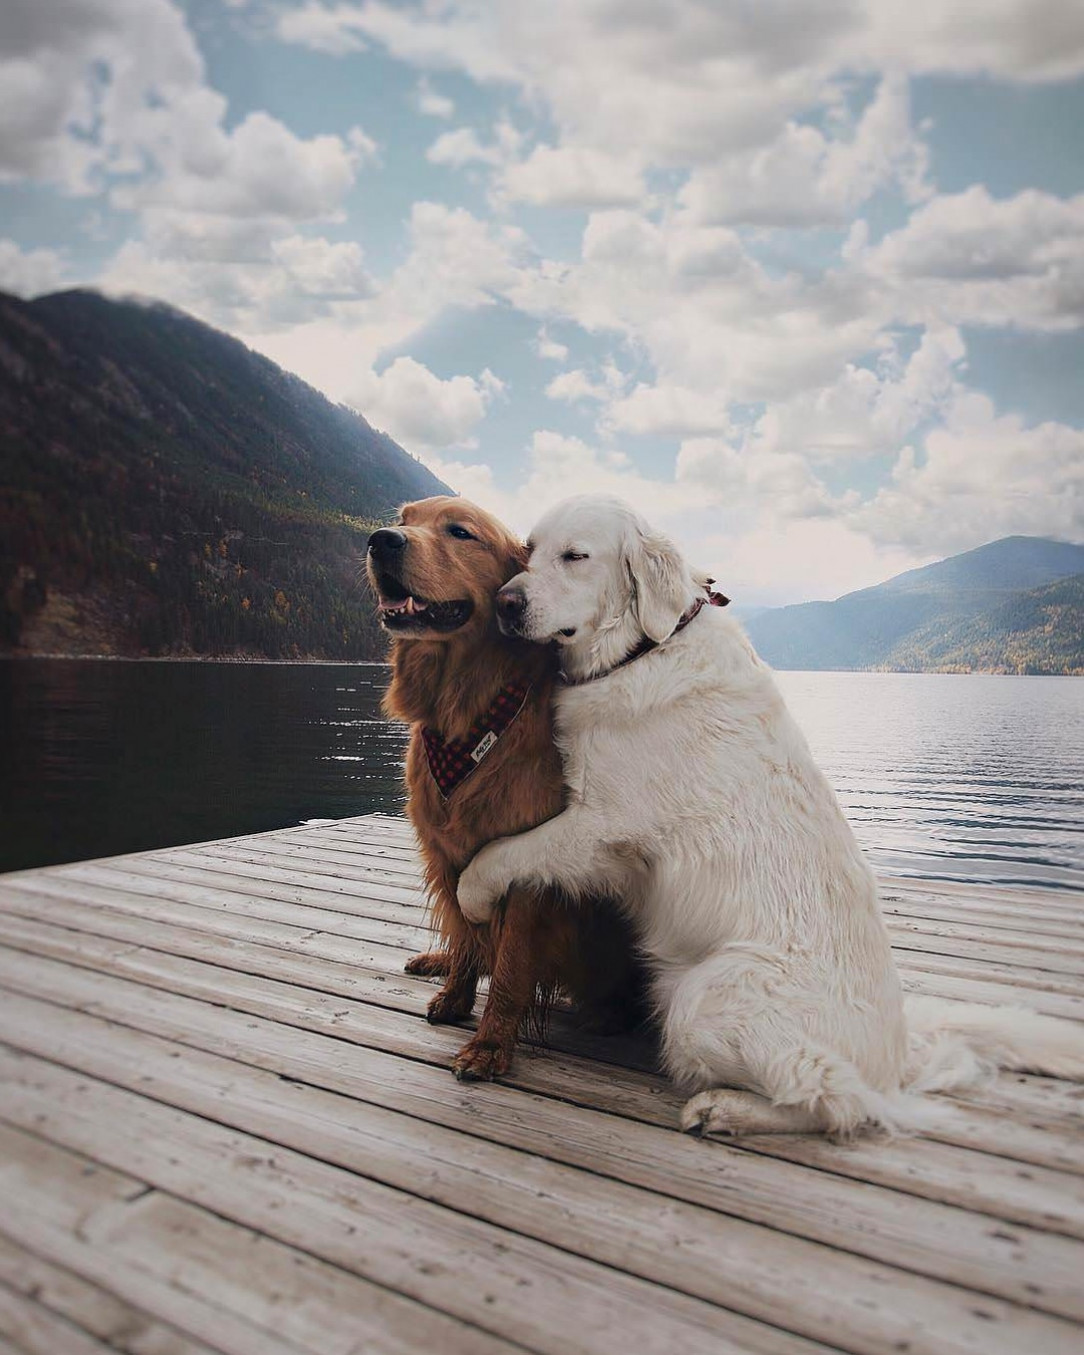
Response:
[[625, 524, 690, 642], [498, 535, 529, 584]]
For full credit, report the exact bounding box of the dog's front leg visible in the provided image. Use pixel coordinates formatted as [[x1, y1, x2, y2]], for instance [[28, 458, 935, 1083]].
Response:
[[458, 807, 611, 923]]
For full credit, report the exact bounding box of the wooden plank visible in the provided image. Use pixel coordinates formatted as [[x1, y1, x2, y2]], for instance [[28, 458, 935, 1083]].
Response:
[[0, 1126, 310, 1355], [16, 906, 1082, 1132], [0, 875, 429, 961], [31, 859, 1084, 1004], [0, 1234, 222, 1355], [888, 915, 1084, 960], [890, 947, 1084, 998], [896, 967, 1084, 1024], [0, 1125, 522, 1355], [72, 857, 429, 930], [2, 889, 1081, 1133], [188, 841, 425, 886], [881, 878, 1084, 915], [883, 899, 1084, 942], [4, 1051, 1082, 1355], [2, 974, 1082, 1325], [3, 942, 1084, 1229], [60, 864, 431, 950], [0, 1280, 119, 1355], [83, 855, 428, 921], [0, 1056, 832, 1355], [885, 927, 1084, 978]]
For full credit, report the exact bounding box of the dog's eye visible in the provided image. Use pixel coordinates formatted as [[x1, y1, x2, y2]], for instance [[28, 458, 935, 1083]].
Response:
[[447, 525, 476, 541], [561, 550, 589, 562]]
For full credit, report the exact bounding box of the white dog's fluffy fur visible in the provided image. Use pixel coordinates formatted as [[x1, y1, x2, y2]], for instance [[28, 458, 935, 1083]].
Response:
[[458, 494, 1084, 1137]]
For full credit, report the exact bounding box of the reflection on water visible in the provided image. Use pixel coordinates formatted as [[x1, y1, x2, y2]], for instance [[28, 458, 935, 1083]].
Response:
[[1, 660, 1082, 891], [0, 659, 406, 876], [776, 671, 1084, 892]]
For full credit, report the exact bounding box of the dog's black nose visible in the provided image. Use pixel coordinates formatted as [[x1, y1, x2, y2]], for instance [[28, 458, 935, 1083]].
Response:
[[368, 528, 407, 557], [496, 585, 526, 624]]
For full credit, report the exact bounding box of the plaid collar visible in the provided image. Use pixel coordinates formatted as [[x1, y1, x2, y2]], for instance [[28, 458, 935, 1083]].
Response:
[[559, 586, 729, 687], [422, 679, 533, 798]]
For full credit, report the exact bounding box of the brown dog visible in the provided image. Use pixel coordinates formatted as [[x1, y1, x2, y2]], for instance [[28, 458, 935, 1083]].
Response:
[[367, 495, 643, 1079]]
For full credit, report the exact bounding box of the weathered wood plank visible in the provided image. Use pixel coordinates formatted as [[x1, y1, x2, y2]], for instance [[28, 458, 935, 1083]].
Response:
[[0, 1057, 833, 1355], [0, 1233, 223, 1355], [2, 891, 1081, 1131], [0, 1125, 314, 1355], [3, 812, 1083, 1355], [0, 1281, 119, 1355], [3, 942, 1084, 1228], [2, 972, 1082, 1324]]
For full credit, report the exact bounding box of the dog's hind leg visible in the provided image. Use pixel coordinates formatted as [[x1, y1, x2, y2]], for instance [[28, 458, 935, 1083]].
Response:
[[663, 951, 898, 1139]]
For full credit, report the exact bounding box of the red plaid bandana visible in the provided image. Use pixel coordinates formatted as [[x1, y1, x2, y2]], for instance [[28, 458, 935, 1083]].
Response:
[[422, 679, 532, 798]]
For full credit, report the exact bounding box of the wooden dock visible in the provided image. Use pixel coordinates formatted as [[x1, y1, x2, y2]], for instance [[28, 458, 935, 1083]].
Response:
[[1, 813, 1082, 1355]]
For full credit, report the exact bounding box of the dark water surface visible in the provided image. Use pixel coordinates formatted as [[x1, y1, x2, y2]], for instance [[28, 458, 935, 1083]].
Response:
[[2, 659, 1082, 891]]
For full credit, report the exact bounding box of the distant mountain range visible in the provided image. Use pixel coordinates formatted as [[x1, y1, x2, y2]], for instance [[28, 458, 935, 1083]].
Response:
[[0, 289, 447, 660], [745, 537, 1084, 674]]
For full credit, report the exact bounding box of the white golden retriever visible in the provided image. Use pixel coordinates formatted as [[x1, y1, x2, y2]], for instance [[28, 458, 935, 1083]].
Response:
[[458, 494, 1084, 1137]]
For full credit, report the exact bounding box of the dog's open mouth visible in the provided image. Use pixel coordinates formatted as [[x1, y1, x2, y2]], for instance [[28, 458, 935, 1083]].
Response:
[[375, 574, 473, 632]]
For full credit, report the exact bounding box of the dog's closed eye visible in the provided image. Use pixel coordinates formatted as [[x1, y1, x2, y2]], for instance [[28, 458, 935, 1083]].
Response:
[[561, 550, 589, 562]]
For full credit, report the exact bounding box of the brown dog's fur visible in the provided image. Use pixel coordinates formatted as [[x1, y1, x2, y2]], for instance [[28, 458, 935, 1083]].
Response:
[[369, 495, 643, 1078]]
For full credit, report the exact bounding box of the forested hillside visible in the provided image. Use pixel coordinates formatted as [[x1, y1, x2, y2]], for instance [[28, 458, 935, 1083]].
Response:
[[0, 289, 447, 659]]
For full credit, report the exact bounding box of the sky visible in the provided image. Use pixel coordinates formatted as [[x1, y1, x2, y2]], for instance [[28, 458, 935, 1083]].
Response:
[[2, 2, 1084, 605]]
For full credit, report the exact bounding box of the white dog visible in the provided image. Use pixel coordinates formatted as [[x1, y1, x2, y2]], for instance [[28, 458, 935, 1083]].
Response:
[[458, 494, 1084, 1137]]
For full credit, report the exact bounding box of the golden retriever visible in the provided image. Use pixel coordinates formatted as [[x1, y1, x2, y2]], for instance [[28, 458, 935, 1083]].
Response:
[[366, 495, 643, 1079], [458, 493, 1084, 1133]]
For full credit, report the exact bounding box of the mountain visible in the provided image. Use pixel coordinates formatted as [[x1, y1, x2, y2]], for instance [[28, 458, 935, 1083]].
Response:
[[0, 288, 448, 659], [745, 537, 1084, 674]]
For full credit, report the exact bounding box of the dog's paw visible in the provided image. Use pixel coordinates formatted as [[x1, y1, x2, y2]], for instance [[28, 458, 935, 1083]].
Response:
[[681, 1090, 738, 1137], [405, 949, 452, 978], [426, 988, 475, 1025], [452, 1036, 513, 1082], [457, 857, 499, 924]]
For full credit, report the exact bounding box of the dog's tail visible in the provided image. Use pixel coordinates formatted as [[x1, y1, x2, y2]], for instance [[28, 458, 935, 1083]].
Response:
[[829, 996, 1084, 1138], [902, 993, 1084, 1094]]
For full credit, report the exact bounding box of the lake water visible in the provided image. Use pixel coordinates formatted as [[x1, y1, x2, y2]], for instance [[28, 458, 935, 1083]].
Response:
[[1, 659, 1082, 892]]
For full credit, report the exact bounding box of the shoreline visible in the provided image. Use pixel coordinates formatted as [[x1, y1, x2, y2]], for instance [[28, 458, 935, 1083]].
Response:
[[2, 651, 1081, 675]]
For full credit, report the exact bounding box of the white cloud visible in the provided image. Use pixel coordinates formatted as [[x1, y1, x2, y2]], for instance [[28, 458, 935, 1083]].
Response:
[[605, 383, 733, 438], [112, 98, 370, 221], [856, 392, 1084, 555], [0, 239, 68, 297], [681, 75, 930, 228], [544, 362, 624, 405], [276, 3, 369, 56], [859, 186, 1084, 329], [426, 127, 507, 169], [281, 2, 1084, 177], [269, 235, 373, 298], [513, 209, 884, 404], [0, 0, 204, 191], [98, 223, 374, 331], [534, 327, 568, 362], [350, 356, 505, 453], [415, 77, 455, 119], [501, 145, 646, 209], [736, 328, 967, 463], [707, 517, 935, 607]]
